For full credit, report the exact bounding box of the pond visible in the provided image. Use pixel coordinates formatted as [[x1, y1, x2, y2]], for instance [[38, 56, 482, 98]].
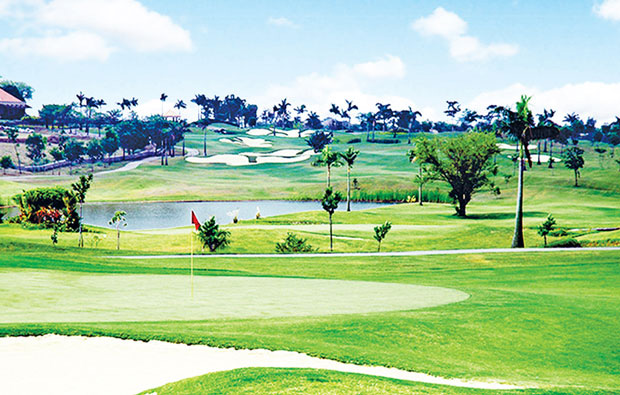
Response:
[[78, 200, 389, 230]]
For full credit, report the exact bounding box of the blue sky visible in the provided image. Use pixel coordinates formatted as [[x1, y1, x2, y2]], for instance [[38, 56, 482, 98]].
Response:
[[1, 0, 620, 122]]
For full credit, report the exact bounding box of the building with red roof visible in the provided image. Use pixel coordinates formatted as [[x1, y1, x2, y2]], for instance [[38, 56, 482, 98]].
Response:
[[0, 87, 29, 120]]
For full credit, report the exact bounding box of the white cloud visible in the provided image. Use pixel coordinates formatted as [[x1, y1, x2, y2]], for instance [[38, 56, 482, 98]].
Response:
[[411, 7, 467, 39], [468, 81, 620, 123], [267, 16, 299, 28], [0, 0, 192, 61], [254, 55, 429, 119], [594, 0, 620, 20], [0, 31, 113, 61], [411, 7, 518, 62], [352, 55, 405, 79]]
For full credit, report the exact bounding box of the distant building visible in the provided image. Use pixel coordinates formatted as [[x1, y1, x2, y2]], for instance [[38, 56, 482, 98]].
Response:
[[163, 109, 181, 122], [0, 87, 29, 120]]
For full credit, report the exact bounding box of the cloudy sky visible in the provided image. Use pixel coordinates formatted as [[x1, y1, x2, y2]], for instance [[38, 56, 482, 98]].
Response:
[[1, 0, 620, 122]]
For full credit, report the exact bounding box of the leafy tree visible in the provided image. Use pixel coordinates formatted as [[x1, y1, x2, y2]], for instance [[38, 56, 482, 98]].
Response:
[[305, 111, 323, 130], [115, 119, 149, 158], [0, 80, 34, 100], [495, 96, 560, 248], [412, 132, 499, 217], [537, 214, 556, 247], [71, 174, 93, 248], [339, 147, 359, 211], [306, 130, 333, 153], [313, 146, 342, 187], [4, 127, 21, 173], [275, 233, 316, 253], [197, 216, 231, 252], [321, 187, 342, 251], [0, 155, 13, 174], [86, 139, 104, 169], [25, 133, 47, 163], [64, 139, 85, 165], [563, 146, 585, 187], [101, 129, 120, 161], [49, 147, 64, 162], [109, 210, 127, 250], [373, 221, 392, 252]]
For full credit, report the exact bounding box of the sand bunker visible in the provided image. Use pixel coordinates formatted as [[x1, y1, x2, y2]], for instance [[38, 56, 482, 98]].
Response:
[[506, 154, 560, 163], [0, 335, 522, 395], [497, 143, 538, 150], [247, 128, 313, 138], [186, 149, 315, 166], [219, 137, 272, 148]]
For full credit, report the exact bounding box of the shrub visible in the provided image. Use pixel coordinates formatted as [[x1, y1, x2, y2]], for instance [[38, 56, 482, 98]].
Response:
[[197, 216, 230, 252], [546, 238, 581, 248], [347, 138, 361, 144], [368, 138, 399, 144], [275, 232, 317, 253]]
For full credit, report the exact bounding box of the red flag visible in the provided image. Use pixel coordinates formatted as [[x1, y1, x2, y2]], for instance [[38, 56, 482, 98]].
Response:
[[191, 211, 200, 230]]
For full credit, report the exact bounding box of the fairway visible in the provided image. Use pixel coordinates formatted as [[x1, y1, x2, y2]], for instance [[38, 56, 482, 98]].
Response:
[[0, 269, 468, 323]]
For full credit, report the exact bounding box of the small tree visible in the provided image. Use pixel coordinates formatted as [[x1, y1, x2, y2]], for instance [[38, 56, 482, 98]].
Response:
[[321, 187, 342, 251], [339, 147, 359, 211], [109, 210, 127, 250], [312, 146, 342, 187], [306, 130, 333, 153], [412, 132, 500, 217], [86, 139, 105, 165], [50, 225, 59, 247], [197, 216, 231, 252], [5, 127, 22, 173], [563, 146, 585, 187], [0, 155, 13, 174], [275, 233, 316, 253], [537, 214, 557, 247], [71, 174, 93, 247], [373, 221, 392, 252], [25, 133, 47, 164]]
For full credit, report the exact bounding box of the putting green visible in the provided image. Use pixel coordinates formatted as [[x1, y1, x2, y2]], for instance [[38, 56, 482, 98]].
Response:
[[0, 269, 468, 323]]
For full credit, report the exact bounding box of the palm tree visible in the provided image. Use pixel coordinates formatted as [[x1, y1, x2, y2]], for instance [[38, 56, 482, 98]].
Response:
[[174, 100, 186, 120], [160, 93, 168, 116], [274, 98, 291, 132], [339, 147, 359, 211], [109, 210, 127, 250], [5, 127, 21, 174], [496, 96, 559, 248], [312, 146, 342, 187], [191, 94, 207, 120], [294, 104, 307, 136]]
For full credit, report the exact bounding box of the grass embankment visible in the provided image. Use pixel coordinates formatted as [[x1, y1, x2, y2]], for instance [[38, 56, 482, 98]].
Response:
[[140, 368, 612, 395], [1, 240, 618, 393], [1, 130, 618, 203]]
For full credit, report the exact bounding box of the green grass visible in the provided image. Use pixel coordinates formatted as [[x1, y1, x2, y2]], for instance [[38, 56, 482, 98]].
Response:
[[0, 242, 618, 393], [139, 368, 616, 395]]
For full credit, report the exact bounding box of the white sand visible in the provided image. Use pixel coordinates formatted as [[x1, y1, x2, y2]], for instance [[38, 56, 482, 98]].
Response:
[[497, 143, 538, 150], [186, 154, 250, 166], [506, 154, 560, 163], [219, 137, 273, 148], [185, 150, 315, 166], [247, 128, 312, 138], [0, 335, 523, 395]]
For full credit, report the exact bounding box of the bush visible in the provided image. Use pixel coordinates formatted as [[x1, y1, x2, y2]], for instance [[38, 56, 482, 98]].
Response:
[[347, 138, 361, 144], [275, 233, 317, 253], [368, 138, 400, 144], [546, 238, 581, 248], [351, 188, 452, 203]]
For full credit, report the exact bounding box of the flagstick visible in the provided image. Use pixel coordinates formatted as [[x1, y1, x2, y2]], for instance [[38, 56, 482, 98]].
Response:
[[190, 230, 194, 298]]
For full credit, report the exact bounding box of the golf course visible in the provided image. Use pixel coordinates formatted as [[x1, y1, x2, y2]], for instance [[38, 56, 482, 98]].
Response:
[[1, 124, 619, 394], [1, 2, 620, 392]]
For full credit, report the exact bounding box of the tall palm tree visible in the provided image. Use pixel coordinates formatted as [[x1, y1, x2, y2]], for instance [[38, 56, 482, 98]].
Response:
[[312, 146, 342, 187], [160, 93, 168, 116], [294, 104, 307, 136], [496, 96, 559, 248], [174, 100, 186, 120], [191, 94, 207, 120], [339, 147, 360, 211]]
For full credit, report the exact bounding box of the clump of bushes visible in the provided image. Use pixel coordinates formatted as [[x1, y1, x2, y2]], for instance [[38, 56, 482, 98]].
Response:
[[12, 186, 79, 230], [351, 188, 452, 203], [367, 138, 400, 144], [546, 238, 581, 248], [275, 232, 316, 253], [347, 138, 361, 144]]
